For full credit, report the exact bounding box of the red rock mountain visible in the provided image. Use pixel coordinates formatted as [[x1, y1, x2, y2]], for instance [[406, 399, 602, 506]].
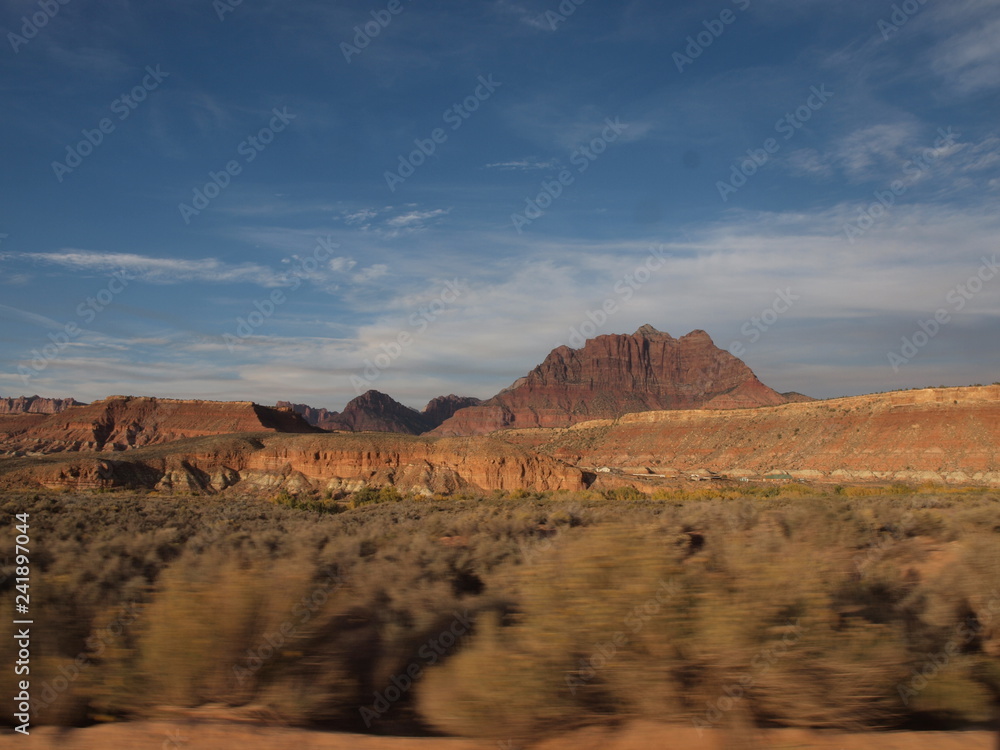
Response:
[[433, 326, 792, 436], [278, 393, 484, 435], [422, 394, 484, 427], [0, 395, 84, 414]]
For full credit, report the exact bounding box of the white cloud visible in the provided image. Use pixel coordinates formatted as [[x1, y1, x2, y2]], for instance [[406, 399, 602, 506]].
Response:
[[4, 250, 288, 286], [352, 264, 389, 283], [386, 208, 451, 228], [485, 157, 560, 171], [329, 257, 357, 273]]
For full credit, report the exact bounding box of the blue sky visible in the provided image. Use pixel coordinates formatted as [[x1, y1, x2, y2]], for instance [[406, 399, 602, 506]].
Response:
[[1, 0, 998, 411]]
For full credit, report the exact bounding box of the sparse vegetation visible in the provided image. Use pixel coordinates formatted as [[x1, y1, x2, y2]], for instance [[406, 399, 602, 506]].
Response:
[[1, 486, 998, 738]]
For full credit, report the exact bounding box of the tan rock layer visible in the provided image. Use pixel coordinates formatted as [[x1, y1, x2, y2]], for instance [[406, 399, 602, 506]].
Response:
[[2, 433, 586, 494], [509, 385, 1000, 486]]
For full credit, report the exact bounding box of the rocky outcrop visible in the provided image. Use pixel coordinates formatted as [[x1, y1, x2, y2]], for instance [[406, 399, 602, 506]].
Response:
[[504, 385, 1000, 487], [275, 401, 344, 431], [278, 392, 485, 434], [422, 395, 483, 429], [433, 326, 790, 436], [333, 390, 432, 434], [0, 396, 84, 414], [0, 396, 320, 454]]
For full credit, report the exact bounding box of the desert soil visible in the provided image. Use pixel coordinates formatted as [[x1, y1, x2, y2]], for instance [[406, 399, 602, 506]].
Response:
[[1, 720, 995, 749]]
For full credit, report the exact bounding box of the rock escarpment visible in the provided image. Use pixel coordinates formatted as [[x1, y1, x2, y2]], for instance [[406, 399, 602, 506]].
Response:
[[0, 433, 586, 495], [0, 396, 319, 454], [0, 395, 84, 414]]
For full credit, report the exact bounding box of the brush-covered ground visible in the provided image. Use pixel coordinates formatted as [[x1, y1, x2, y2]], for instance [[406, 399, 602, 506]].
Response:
[[1, 483, 999, 748]]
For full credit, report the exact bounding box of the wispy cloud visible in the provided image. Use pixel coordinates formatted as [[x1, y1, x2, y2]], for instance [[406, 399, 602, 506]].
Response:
[[484, 157, 559, 171], [5, 251, 287, 287]]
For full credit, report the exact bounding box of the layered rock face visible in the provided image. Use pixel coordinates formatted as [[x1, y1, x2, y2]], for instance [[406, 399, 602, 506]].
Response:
[[0, 433, 586, 494], [0, 396, 320, 454], [505, 385, 1000, 486], [0, 396, 84, 414], [433, 326, 789, 436]]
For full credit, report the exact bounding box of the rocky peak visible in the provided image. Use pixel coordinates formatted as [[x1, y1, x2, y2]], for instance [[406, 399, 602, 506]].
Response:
[[432, 327, 791, 436]]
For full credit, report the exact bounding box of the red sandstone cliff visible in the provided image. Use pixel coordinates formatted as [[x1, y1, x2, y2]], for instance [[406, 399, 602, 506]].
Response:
[[0, 432, 586, 494], [0, 396, 320, 454], [433, 326, 790, 436]]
